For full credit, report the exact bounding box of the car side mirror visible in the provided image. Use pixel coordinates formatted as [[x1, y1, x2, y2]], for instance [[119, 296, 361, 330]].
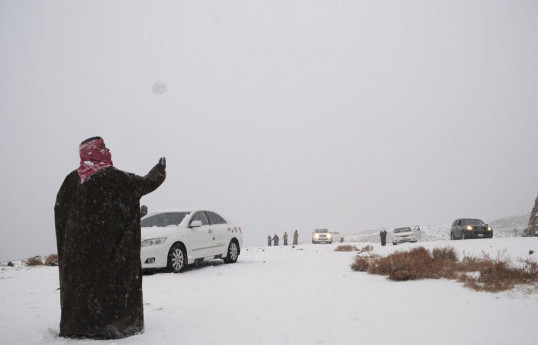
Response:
[[190, 220, 202, 228]]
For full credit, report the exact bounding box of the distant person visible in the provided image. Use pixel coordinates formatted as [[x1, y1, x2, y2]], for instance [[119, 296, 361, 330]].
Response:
[[54, 136, 166, 339], [380, 229, 387, 246], [293, 230, 299, 245], [283, 232, 288, 246], [273, 234, 279, 246], [268, 235, 272, 246]]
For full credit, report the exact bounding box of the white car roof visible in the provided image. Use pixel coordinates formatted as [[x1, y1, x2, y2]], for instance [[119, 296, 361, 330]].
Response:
[[142, 209, 231, 223]]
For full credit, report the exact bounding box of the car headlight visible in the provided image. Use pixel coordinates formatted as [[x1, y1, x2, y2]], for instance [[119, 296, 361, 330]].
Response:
[[141, 237, 167, 247], [327, 234, 332, 238], [466, 226, 473, 231], [488, 227, 492, 231]]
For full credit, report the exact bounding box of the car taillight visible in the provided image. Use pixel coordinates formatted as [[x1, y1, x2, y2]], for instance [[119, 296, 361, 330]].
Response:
[[239, 227, 242, 233]]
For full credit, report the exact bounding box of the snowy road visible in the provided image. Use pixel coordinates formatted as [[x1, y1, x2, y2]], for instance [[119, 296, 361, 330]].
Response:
[[1, 238, 538, 345]]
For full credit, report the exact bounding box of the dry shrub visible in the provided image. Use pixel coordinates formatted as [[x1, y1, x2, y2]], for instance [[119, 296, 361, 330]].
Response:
[[45, 254, 59, 266], [458, 257, 538, 292], [351, 256, 371, 271], [351, 253, 381, 272], [335, 245, 358, 252], [432, 247, 458, 262], [26, 256, 43, 266], [369, 247, 435, 281], [359, 245, 373, 253], [353, 246, 538, 292], [522, 258, 538, 276], [458, 252, 491, 272]]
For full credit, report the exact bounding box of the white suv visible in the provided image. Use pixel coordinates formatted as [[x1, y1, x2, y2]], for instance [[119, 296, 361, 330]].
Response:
[[140, 210, 243, 273], [312, 229, 332, 244], [391, 227, 419, 245]]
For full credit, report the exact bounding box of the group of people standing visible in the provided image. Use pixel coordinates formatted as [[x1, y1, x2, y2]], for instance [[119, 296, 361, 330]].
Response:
[[268, 230, 298, 246]]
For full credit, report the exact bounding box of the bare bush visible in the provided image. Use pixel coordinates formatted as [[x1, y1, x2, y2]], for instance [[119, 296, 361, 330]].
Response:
[[359, 245, 373, 253], [458, 256, 538, 292], [335, 245, 358, 252], [370, 247, 434, 281], [352, 246, 538, 292], [45, 254, 59, 266], [25, 256, 43, 266], [432, 247, 458, 262], [351, 256, 371, 271]]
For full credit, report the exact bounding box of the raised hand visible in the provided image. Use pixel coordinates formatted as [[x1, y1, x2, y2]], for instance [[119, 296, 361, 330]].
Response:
[[159, 157, 166, 169]]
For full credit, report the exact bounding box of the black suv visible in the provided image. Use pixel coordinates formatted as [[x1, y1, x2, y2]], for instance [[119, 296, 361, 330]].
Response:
[[450, 218, 493, 240]]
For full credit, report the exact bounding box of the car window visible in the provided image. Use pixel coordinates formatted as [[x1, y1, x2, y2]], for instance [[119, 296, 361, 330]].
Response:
[[141, 212, 189, 228], [462, 219, 485, 226], [206, 211, 227, 225], [394, 227, 412, 233], [456, 220, 462, 226], [190, 211, 209, 226]]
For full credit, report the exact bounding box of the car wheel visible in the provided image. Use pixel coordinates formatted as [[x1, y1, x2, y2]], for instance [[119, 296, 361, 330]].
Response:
[[461, 231, 466, 240], [450, 233, 454, 240], [393, 242, 397, 245], [167, 243, 187, 273], [224, 241, 239, 264]]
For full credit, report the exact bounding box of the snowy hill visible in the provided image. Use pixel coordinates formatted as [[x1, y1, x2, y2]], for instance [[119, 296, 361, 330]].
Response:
[[488, 213, 530, 236]]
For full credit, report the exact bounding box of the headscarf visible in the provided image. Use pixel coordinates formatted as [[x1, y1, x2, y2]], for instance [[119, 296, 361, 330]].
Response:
[[77, 137, 113, 183]]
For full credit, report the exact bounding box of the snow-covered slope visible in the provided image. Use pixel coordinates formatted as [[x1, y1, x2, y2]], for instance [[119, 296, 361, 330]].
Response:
[[344, 225, 450, 243], [488, 213, 531, 236], [344, 222, 521, 243], [1, 238, 538, 345]]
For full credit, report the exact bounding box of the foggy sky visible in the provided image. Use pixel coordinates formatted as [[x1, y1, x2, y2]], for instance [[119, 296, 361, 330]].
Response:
[[1, 0, 537, 261]]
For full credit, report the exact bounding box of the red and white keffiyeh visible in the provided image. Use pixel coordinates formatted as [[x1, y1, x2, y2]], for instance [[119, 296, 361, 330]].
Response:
[[77, 137, 113, 183]]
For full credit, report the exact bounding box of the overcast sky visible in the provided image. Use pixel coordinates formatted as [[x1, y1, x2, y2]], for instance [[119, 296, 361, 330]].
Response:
[[1, 0, 537, 261]]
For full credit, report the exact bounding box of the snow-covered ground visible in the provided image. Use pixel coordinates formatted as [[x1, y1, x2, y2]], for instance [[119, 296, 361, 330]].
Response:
[[1, 237, 538, 345]]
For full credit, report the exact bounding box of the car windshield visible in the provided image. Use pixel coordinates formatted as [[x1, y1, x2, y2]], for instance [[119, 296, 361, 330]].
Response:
[[315, 229, 328, 233], [141, 212, 190, 228], [394, 227, 412, 233], [462, 219, 485, 226]]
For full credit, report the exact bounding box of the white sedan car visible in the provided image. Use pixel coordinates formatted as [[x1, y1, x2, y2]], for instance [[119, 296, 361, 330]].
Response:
[[140, 210, 243, 273]]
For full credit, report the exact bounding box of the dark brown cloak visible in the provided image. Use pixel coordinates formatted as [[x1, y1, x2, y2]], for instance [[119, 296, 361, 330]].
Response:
[[54, 164, 166, 339]]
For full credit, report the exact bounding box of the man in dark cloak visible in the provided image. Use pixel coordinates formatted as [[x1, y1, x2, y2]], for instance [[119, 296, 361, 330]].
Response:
[[380, 229, 387, 246], [54, 136, 166, 339]]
